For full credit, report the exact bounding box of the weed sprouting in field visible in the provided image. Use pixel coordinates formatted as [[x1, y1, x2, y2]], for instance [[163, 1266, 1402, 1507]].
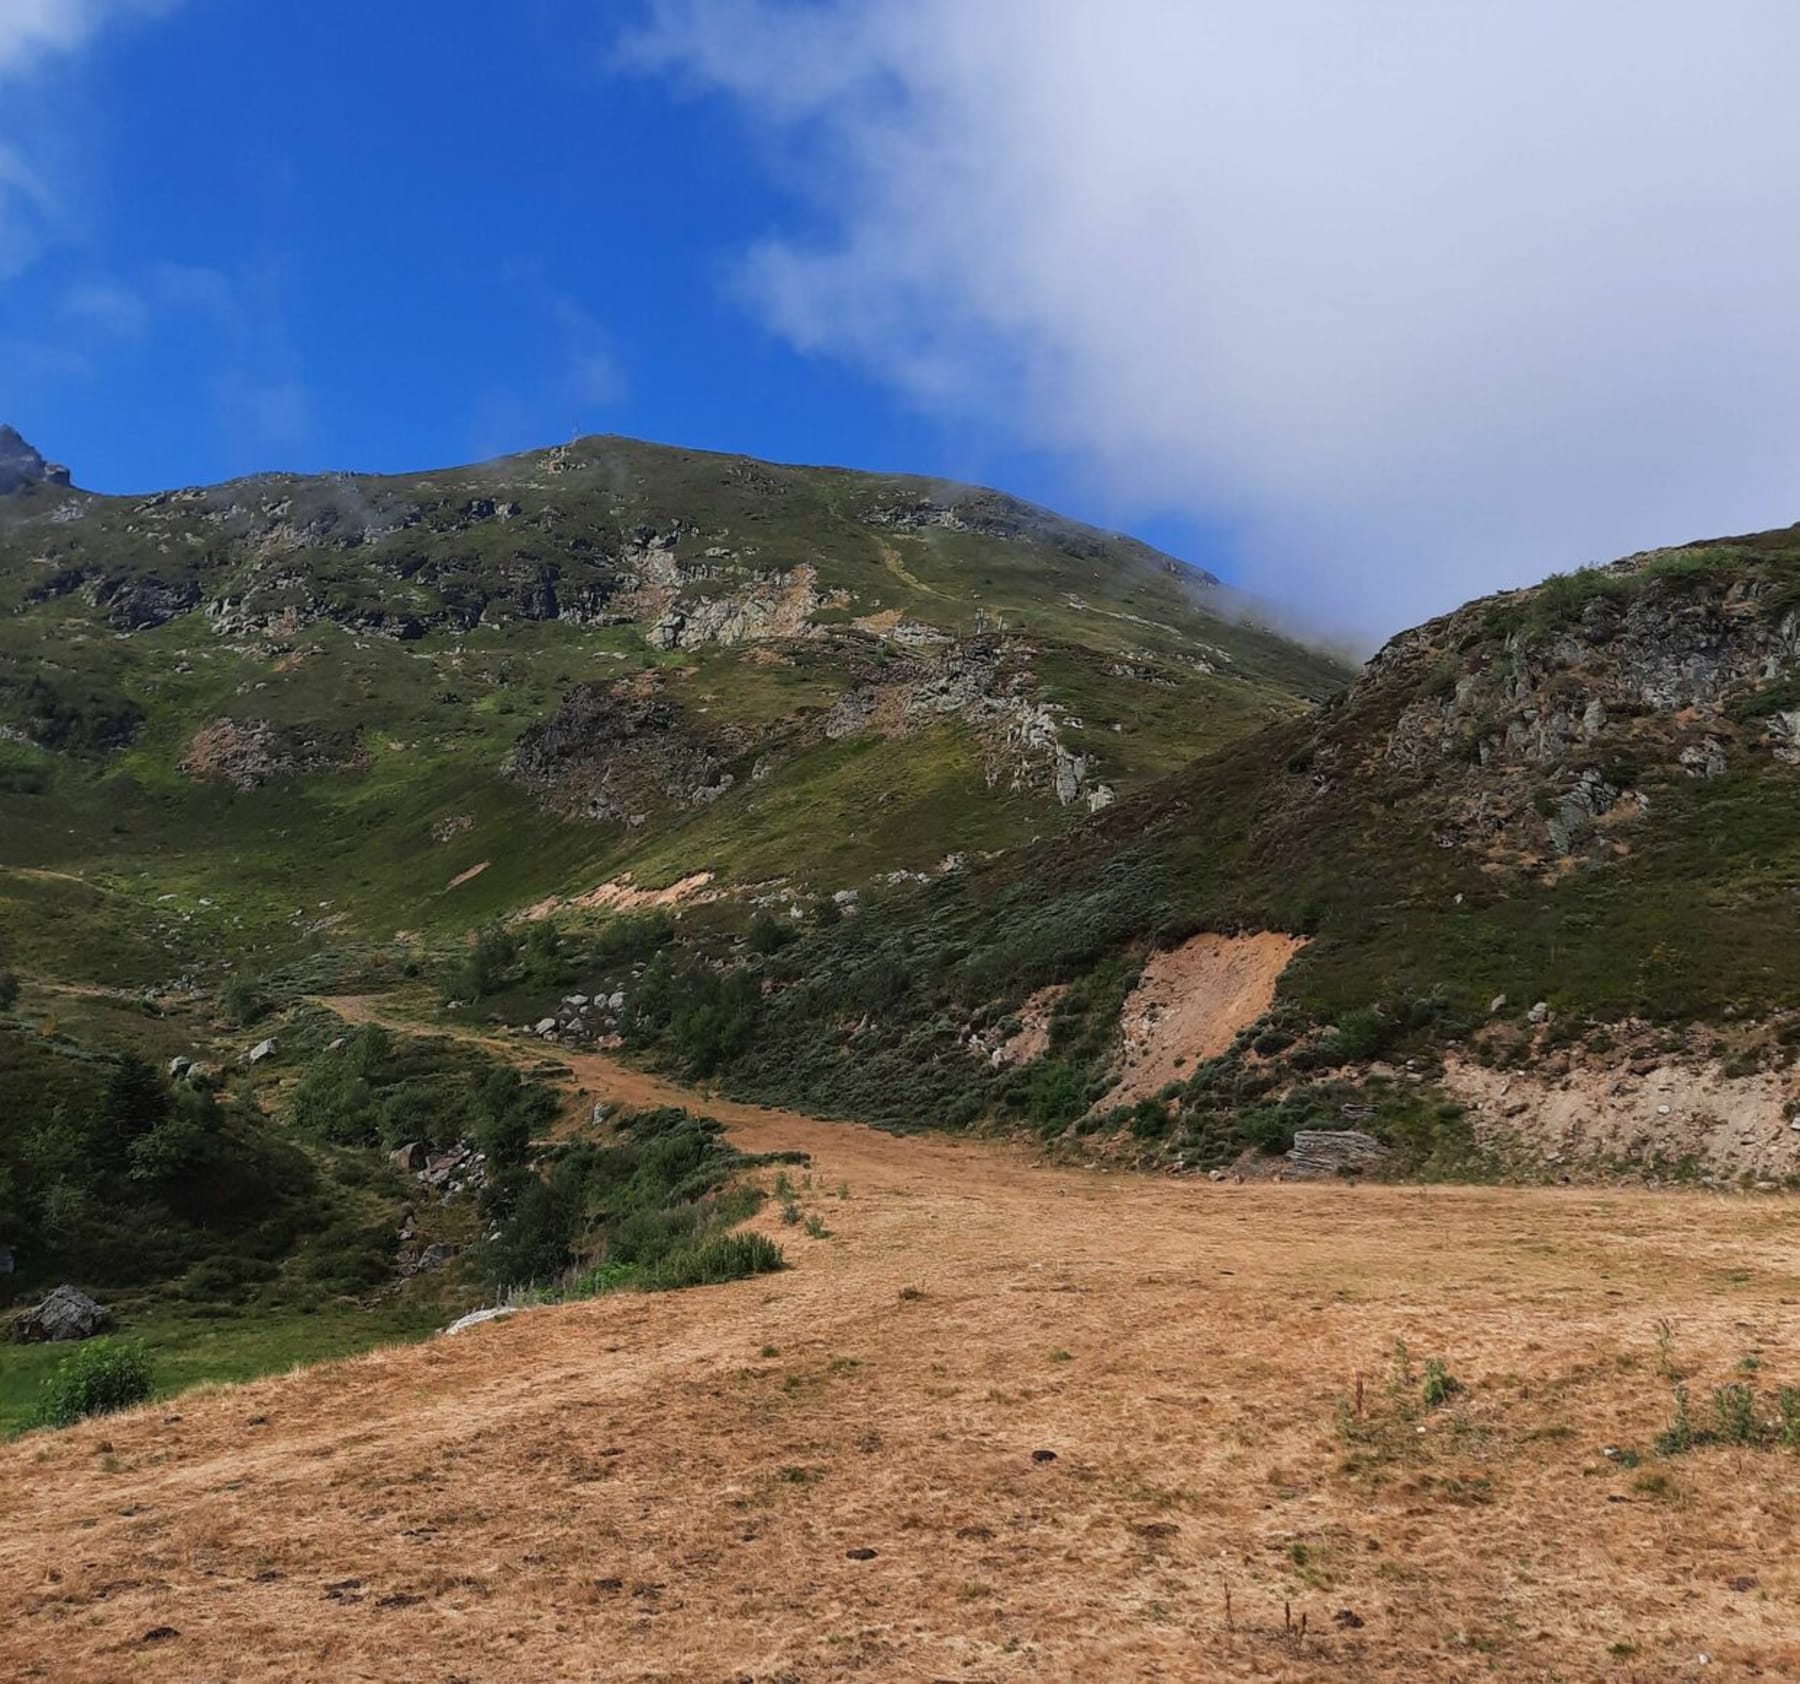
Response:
[[1714, 1382, 1760, 1445], [1655, 1383, 1696, 1455], [1649, 1367, 1800, 1457], [1778, 1386, 1800, 1448], [1654, 1317, 1678, 1379], [1388, 1340, 1416, 1400], [1422, 1357, 1462, 1410]]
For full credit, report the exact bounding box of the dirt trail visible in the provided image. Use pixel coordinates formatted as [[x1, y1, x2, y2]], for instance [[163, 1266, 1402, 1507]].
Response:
[[4, 1004, 1800, 1681], [875, 536, 942, 599]]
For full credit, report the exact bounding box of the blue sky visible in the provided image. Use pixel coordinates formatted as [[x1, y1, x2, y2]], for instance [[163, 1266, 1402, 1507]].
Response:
[[0, 0, 1232, 576], [6, 2, 1800, 637]]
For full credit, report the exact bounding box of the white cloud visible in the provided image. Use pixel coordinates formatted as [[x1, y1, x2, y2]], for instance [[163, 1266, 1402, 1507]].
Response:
[[60, 275, 147, 336], [0, 140, 55, 278], [0, 0, 172, 79], [0, 1, 181, 300], [550, 293, 628, 408], [630, 1, 1800, 636]]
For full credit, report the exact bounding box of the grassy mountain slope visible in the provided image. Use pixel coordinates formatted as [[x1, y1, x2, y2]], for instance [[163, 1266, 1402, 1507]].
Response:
[[610, 524, 1800, 1174], [0, 433, 1346, 990], [0, 429, 1345, 1400]]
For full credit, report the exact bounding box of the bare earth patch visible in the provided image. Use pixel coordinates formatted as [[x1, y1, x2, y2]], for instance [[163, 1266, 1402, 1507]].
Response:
[[520, 870, 716, 922], [5, 1016, 1800, 1681], [1106, 930, 1305, 1107], [443, 860, 489, 891], [1448, 1052, 1800, 1179], [987, 983, 1068, 1067]]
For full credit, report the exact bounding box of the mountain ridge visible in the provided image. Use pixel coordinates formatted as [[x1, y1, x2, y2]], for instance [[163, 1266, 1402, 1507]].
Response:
[[0, 429, 1348, 994]]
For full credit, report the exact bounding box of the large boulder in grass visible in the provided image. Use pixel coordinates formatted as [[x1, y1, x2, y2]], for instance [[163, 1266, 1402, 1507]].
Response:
[[1285, 1129, 1390, 1180], [10, 1284, 113, 1342]]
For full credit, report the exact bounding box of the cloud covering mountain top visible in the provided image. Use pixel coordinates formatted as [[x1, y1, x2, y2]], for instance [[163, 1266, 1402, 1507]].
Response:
[[632, 1, 1800, 637]]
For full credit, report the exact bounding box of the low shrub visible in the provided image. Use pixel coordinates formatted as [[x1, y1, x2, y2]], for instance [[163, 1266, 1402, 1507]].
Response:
[[642, 1230, 785, 1290], [35, 1338, 154, 1428]]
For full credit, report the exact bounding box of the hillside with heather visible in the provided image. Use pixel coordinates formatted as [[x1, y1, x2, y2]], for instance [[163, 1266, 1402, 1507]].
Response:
[[609, 525, 1800, 1182], [9, 441, 1800, 1683], [0, 428, 1345, 1417], [0, 431, 1343, 991]]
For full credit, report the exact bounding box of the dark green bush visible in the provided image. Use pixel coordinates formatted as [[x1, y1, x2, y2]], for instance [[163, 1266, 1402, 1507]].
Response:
[[1129, 1098, 1171, 1139], [35, 1338, 154, 1427], [643, 1229, 785, 1289], [746, 911, 794, 956], [591, 911, 676, 965], [521, 921, 570, 986], [221, 978, 269, 1028], [1027, 1062, 1083, 1133], [454, 923, 520, 1000], [482, 1107, 767, 1290], [469, 1068, 557, 1168]]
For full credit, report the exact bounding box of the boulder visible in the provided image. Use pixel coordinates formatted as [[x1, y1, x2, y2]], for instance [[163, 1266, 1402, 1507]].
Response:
[[247, 1036, 278, 1064], [11, 1284, 112, 1342], [389, 1140, 427, 1173], [1285, 1130, 1390, 1180]]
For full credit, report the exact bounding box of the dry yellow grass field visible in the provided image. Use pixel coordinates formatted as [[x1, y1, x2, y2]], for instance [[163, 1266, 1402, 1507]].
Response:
[[4, 1035, 1799, 1682]]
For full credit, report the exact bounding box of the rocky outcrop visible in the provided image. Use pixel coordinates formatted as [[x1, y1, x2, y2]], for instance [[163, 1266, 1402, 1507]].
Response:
[[94, 575, 200, 631], [860, 488, 1223, 583], [505, 681, 735, 823], [0, 426, 71, 495], [626, 538, 848, 650], [1295, 544, 1800, 872], [180, 719, 365, 790], [824, 638, 1112, 808], [1284, 1130, 1390, 1179], [10, 1284, 112, 1342]]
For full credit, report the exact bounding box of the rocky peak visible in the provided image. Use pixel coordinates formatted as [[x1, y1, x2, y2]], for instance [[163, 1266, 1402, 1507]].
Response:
[[0, 425, 72, 494]]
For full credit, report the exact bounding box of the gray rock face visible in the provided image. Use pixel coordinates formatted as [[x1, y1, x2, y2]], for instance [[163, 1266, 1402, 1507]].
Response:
[[0, 425, 71, 495], [1285, 1130, 1389, 1179], [11, 1284, 112, 1342], [1365, 560, 1800, 871]]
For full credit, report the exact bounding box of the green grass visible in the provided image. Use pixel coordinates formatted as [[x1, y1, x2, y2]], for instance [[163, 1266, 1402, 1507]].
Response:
[[1, 1301, 440, 1436], [640, 1229, 785, 1289]]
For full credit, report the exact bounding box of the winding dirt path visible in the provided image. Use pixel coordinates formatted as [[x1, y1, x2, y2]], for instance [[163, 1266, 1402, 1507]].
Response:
[[4, 1004, 1800, 1680]]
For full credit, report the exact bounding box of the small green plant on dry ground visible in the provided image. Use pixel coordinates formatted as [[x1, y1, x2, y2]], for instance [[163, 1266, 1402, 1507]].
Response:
[[1654, 1377, 1800, 1455], [33, 1338, 153, 1429], [1334, 1340, 1470, 1480]]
